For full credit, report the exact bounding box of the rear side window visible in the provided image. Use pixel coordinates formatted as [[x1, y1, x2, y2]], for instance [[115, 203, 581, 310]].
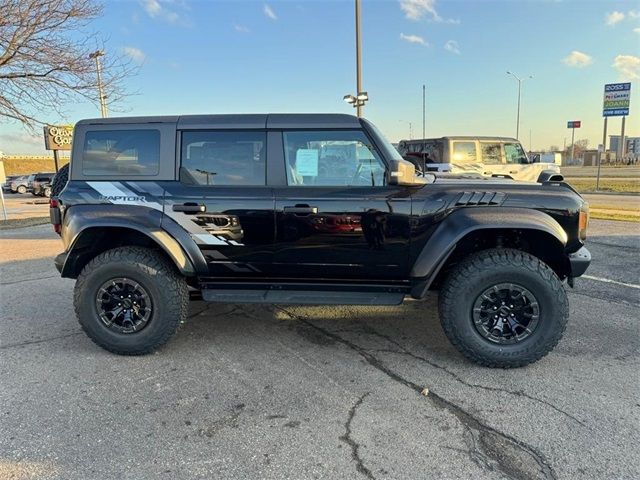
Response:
[[180, 131, 266, 186], [82, 130, 160, 176], [452, 141, 477, 163]]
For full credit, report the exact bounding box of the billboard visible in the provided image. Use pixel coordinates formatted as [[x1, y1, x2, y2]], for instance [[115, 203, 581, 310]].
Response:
[[603, 83, 631, 117], [567, 121, 581, 128], [43, 125, 73, 151]]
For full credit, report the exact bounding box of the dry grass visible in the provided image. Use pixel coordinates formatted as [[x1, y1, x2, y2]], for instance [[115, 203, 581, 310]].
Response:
[[564, 178, 640, 193], [2, 157, 69, 176]]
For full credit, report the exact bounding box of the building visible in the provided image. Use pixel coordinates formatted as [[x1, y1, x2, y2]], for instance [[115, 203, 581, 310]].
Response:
[[609, 136, 640, 159]]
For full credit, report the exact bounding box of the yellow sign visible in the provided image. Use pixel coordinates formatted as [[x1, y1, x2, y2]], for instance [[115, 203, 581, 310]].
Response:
[[43, 125, 73, 151]]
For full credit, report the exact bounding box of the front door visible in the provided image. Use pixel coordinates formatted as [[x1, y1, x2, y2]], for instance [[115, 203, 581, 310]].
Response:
[[163, 130, 276, 277], [273, 129, 412, 281]]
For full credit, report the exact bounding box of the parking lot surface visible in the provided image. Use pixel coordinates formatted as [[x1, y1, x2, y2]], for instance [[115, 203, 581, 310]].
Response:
[[0, 220, 638, 480]]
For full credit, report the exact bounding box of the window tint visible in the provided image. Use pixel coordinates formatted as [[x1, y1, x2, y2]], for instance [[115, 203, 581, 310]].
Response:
[[83, 130, 160, 176], [452, 142, 477, 163], [283, 130, 385, 186], [480, 143, 502, 165], [504, 143, 528, 164], [180, 131, 266, 186]]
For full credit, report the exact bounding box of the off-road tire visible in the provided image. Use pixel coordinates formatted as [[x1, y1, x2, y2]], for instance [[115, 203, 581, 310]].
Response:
[[50, 163, 69, 197], [17, 185, 26, 194], [439, 248, 569, 368], [74, 247, 189, 355]]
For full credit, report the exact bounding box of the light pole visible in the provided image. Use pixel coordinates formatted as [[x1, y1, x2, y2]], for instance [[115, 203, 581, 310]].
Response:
[[89, 50, 108, 118], [343, 0, 368, 116], [422, 84, 426, 139], [506, 71, 533, 140]]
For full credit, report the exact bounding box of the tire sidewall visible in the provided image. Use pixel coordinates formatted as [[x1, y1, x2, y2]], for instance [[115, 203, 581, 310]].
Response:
[[17, 185, 26, 194], [76, 261, 176, 351], [445, 262, 565, 360]]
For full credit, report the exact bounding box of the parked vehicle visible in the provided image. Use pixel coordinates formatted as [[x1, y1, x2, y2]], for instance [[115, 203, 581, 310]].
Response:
[[10, 175, 30, 194], [51, 114, 591, 367], [397, 136, 562, 182], [31, 172, 55, 196], [2, 175, 20, 192]]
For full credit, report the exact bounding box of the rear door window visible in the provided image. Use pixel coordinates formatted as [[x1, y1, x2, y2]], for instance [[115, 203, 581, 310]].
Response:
[[82, 130, 160, 176], [480, 143, 503, 165]]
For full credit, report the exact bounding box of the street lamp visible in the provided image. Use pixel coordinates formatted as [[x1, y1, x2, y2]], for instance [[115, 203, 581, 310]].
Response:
[[89, 50, 108, 118], [506, 71, 533, 140], [343, 91, 369, 111]]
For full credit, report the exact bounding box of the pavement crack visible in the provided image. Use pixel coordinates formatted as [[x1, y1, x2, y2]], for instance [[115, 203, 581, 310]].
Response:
[[0, 331, 82, 350], [340, 392, 375, 480], [356, 326, 585, 427], [0, 274, 59, 286], [279, 307, 557, 480]]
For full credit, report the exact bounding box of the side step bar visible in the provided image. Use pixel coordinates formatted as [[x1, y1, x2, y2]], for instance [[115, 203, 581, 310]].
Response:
[[201, 289, 405, 305]]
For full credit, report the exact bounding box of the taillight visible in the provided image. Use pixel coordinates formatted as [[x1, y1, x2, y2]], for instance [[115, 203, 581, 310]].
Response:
[[49, 198, 58, 208], [50, 198, 61, 234]]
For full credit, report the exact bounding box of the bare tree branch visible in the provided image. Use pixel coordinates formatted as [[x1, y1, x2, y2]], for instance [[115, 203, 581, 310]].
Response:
[[0, 0, 136, 129]]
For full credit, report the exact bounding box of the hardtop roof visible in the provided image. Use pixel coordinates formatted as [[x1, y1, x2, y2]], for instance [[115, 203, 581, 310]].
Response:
[[75, 113, 361, 129]]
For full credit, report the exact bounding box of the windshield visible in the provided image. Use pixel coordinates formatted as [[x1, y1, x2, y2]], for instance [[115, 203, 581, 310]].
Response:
[[361, 118, 404, 163]]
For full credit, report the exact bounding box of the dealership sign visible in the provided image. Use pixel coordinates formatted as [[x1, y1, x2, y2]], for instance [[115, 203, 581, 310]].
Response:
[[603, 83, 631, 117], [567, 121, 581, 128], [43, 125, 73, 150]]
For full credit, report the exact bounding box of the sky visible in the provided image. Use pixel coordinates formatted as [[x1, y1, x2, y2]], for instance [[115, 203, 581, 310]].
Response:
[[1, 0, 639, 155]]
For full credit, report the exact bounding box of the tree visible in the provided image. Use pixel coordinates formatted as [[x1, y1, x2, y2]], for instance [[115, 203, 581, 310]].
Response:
[[0, 0, 134, 128], [564, 139, 589, 159]]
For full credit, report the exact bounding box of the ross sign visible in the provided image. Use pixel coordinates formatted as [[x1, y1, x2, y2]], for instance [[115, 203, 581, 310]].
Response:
[[603, 83, 631, 117], [43, 125, 73, 150], [567, 121, 581, 128]]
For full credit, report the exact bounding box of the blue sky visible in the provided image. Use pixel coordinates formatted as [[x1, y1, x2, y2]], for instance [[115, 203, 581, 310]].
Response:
[[1, 0, 639, 154]]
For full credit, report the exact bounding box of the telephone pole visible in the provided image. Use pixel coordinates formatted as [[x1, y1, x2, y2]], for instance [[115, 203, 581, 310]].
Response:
[[89, 50, 108, 118]]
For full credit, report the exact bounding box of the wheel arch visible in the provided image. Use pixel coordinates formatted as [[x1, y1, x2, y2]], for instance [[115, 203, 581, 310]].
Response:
[[410, 207, 569, 298]]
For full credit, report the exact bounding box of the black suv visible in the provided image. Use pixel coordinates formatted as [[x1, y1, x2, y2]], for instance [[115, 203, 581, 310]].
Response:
[[51, 114, 591, 367]]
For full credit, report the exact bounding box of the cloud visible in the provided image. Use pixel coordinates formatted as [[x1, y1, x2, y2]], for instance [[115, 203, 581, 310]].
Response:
[[628, 10, 639, 19], [263, 4, 277, 20], [612, 54, 640, 80], [562, 50, 593, 67], [399, 0, 458, 24], [123, 46, 146, 64], [234, 23, 250, 33], [605, 11, 625, 26], [400, 33, 428, 46], [140, 0, 186, 24], [444, 40, 460, 54], [634, 27, 640, 34]]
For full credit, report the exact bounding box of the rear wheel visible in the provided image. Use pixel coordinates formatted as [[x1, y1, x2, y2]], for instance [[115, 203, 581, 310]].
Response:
[[74, 247, 189, 355], [17, 185, 26, 194], [438, 248, 568, 368], [43, 186, 52, 198]]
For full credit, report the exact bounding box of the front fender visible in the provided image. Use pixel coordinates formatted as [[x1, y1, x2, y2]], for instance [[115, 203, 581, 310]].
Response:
[[410, 207, 568, 280]]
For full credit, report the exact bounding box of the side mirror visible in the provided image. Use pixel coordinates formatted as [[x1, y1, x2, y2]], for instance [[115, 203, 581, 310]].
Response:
[[388, 159, 429, 186]]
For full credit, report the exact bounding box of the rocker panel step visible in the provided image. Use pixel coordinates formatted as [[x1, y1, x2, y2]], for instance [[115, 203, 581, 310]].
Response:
[[201, 289, 404, 305]]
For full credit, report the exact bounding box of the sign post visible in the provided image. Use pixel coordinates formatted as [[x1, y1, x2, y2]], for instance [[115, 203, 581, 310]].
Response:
[[0, 161, 7, 221], [567, 120, 581, 163], [43, 125, 73, 172], [599, 82, 632, 190]]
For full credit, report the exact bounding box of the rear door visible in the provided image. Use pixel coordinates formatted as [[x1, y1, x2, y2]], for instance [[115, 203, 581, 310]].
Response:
[[163, 129, 276, 277], [272, 129, 412, 280]]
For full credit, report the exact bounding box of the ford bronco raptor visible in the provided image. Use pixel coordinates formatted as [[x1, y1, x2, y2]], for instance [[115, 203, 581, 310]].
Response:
[[50, 114, 591, 367]]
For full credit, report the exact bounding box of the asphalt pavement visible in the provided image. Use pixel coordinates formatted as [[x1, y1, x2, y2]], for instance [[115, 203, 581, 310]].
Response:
[[0, 220, 638, 480]]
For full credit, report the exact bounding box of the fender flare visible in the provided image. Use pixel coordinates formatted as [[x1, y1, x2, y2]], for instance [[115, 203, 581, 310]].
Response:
[[60, 205, 208, 277], [410, 207, 568, 294]]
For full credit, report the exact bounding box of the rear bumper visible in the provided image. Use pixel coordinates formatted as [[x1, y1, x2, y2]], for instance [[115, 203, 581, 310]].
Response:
[[568, 246, 591, 277]]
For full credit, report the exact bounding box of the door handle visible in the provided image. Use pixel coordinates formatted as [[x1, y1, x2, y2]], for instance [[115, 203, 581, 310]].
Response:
[[173, 203, 206, 213], [283, 205, 318, 215]]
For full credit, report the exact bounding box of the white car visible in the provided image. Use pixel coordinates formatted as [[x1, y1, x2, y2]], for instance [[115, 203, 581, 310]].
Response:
[[398, 136, 561, 182]]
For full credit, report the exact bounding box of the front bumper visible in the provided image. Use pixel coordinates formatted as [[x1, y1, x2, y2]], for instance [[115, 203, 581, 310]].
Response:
[[568, 246, 591, 277]]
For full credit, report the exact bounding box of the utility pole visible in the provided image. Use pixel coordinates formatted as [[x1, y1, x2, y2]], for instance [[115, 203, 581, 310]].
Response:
[[422, 84, 426, 139], [355, 0, 363, 118], [89, 50, 108, 118], [506, 71, 533, 140]]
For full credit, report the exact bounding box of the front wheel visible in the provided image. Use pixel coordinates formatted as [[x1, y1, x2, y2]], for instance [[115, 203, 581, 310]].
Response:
[[438, 248, 568, 368], [74, 247, 189, 355], [17, 185, 26, 194]]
